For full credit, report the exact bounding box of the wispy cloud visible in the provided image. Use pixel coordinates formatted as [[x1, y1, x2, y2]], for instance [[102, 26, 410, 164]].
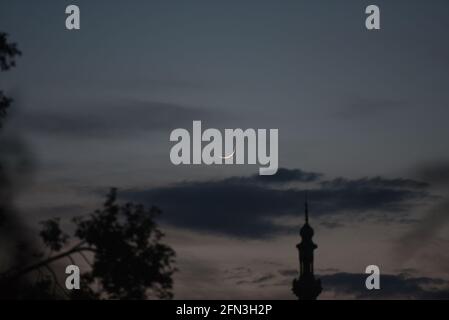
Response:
[[394, 160, 449, 263], [122, 169, 430, 238], [320, 272, 449, 299], [15, 99, 215, 138]]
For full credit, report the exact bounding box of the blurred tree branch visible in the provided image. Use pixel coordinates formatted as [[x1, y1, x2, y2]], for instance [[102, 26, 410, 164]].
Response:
[[1, 188, 176, 300], [0, 32, 21, 128]]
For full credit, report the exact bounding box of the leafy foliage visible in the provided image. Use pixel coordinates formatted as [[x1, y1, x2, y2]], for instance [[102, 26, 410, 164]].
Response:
[[40, 218, 69, 251], [0, 32, 21, 127], [0, 32, 21, 71], [70, 188, 176, 299], [2, 189, 176, 300]]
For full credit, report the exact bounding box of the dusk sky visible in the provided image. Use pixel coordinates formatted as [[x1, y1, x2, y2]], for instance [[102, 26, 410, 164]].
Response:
[[1, 0, 449, 299]]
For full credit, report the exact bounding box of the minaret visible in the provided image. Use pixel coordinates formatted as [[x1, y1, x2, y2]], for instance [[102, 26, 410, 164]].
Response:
[[292, 193, 322, 300]]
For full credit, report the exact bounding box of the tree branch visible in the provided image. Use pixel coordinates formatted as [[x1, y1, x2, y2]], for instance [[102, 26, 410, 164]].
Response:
[[0, 243, 96, 282], [78, 251, 93, 267]]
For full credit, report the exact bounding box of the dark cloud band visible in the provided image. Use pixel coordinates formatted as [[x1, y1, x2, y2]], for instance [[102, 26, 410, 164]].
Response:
[[122, 168, 429, 238]]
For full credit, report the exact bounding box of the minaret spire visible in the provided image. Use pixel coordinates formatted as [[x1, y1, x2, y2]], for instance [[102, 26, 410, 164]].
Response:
[[305, 191, 309, 224]]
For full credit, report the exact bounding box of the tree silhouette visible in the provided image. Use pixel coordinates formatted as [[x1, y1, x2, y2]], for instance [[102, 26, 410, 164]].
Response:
[[0, 32, 22, 221], [0, 33, 176, 299], [0, 32, 21, 127], [0, 32, 37, 295], [1, 188, 177, 299]]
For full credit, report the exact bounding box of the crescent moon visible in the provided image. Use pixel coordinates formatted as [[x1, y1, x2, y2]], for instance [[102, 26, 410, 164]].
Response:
[[218, 149, 236, 160]]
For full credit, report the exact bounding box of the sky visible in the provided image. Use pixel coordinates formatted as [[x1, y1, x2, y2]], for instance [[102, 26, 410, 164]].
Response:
[[1, 0, 449, 299]]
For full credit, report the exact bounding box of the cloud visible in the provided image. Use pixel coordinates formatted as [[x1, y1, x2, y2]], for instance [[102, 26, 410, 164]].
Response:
[[247, 269, 449, 299], [320, 272, 449, 299], [321, 177, 429, 190], [416, 161, 449, 187], [224, 266, 449, 299], [394, 198, 449, 264], [126, 180, 299, 238], [393, 161, 449, 263], [225, 168, 322, 185], [315, 176, 429, 217], [122, 169, 429, 238], [236, 274, 276, 285], [319, 221, 344, 229], [14, 100, 213, 138]]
